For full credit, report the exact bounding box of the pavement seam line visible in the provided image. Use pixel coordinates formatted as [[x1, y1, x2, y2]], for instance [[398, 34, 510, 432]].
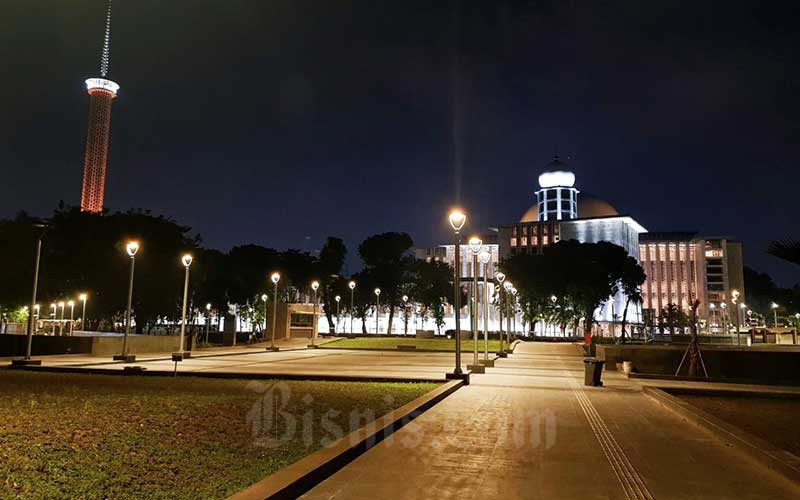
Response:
[[569, 379, 655, 500]]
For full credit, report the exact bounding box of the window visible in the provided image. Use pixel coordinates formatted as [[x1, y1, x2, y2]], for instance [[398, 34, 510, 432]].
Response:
[[290, 314, 313, 328], [547, 201, 557, 210]]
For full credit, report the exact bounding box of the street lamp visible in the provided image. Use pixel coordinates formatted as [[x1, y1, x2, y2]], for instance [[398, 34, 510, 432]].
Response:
[[479, 250, 491, 363], [496, 271, 506, 355], [115, 240, 139, 362], [174, 253, 193, 360], [511, 286, 518, 339], [771, 302, 779, 328], [67, 300, 75, 336], [335, 295, 341, 334], [448, 209, 466, 376], [205, 302, 212, 345], [504, 281, 514, 350], [17, 223, 46, 366], [348, 280, 356, 335], [467, 236, 483, 373], [79, 293, 88, 333], [731, 289, 741, 346], [58, 301, 65, 336], [402, 295, 409, 335], [310, 280, 320, 347], [261, 294, 269, 342], [374, 288, 381, 334], [269, 272, 280, 351], [720, 302, 728, 334], [709, 303, 716, 334]]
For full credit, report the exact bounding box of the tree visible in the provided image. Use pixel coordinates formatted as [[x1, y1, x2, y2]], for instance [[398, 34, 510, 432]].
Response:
[[660, 303, 690, 334], [358, 232, 415, 334], [619, 256, 646, 341], [317, 237, 347, 333], [409, 259, 455, 335]]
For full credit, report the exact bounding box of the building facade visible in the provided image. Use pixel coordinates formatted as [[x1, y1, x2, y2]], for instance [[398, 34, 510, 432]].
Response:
[[639, 232, 744, 329]]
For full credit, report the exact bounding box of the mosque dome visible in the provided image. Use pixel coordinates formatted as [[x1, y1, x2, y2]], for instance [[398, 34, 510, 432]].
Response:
[[520, 193, 619, 223]]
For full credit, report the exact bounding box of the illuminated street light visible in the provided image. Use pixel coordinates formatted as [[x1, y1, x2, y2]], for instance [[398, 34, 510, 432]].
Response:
[[16, 223, 47, 366], [467, 236, 483, 373], [79, 293, 88, 333], [374, 288, 381, 334], [496, 272, 506, 355], [67, 300, 75, 336], [504, 282, 513, 350], [174, 253, 193, 361], [268, 273, 281, 351], [771, 302, 779, 328], [348, 280, 356, 335], [310, 281, 320, 347], [116, 240, 139, 362], [479, 250, 491, 363], [335, 295, 341, 334], [448, 209, 466, 376], [58, 301, 65, 335], [205, 302, 212, 345], [401, 294, 409, 335]]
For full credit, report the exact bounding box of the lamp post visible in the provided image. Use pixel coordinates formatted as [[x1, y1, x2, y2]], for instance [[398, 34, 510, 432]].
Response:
[[174, 253, 193, 360], [511, 286, 518, 340], [79, 293, 88, 333], [348, 281, 356, 335], [467, 236, 483, 373], [720, 302, 728, 334], [504, 282, 513, 351], [269, 273, 280, 351], [771, 302, 779, 328], [50, 303, 56, 335], [479, 250, 491, 363], [335, 295, 341, 334], [261, 294, 269, 341], [709, 303, 716, 334], [402, 295, 409, 335], [496, 272, 506, 356], [58, 301, 65, 336], [731, 289, 740, 346], [115, 240, 139, 362], [374, 288, 381, 334], [550, 295, 557, 335], [68, 301, 75, 336], [17, 224, 46, 365], [448, 209, 466, 375], [205, 303, 212, 345], [310, 281, 320, 347]]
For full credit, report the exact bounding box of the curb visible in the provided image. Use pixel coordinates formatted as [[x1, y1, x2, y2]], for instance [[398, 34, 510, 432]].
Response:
[[629, 372, 800, 387], [10, 364, 447, 384], [643, 386, 800, 485], [227, 379, 465, 500]]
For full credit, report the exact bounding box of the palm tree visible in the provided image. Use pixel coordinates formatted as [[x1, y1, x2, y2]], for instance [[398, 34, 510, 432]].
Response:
[[768, 239, 800, 267]]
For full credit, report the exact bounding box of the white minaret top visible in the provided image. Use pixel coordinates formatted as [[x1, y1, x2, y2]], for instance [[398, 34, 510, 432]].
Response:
[[534, 156, 579, 221]]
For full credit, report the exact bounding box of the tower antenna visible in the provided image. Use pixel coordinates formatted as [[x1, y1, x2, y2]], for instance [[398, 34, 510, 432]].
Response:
[[99, 0, 113, 77]]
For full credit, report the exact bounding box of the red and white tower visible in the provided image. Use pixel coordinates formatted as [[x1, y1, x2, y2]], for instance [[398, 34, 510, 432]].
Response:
[[80, 0, 119, 214]]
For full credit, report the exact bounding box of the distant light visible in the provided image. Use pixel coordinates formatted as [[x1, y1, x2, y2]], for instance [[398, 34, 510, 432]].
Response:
[[538, 171, 575, 188], [85, 78, 120, 94], [479, 250, 491, 264], [496, 272, 506, 283], [349, 281, 356, 290], [271, 272, 280, 284], [181, 253, 193, 268], [79, 293, 88, 301], [335, 295, 341, 302], [374, 288, 381, 296], [468, 236, 483, 254], [126, 241, 139, 257], [311, 280, 320, 291], [261, 294, 268, 302]]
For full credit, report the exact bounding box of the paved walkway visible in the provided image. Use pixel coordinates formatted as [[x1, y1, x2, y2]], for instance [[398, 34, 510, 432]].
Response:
[[7, 338, 457, 381], [302, 342, 800, 499]]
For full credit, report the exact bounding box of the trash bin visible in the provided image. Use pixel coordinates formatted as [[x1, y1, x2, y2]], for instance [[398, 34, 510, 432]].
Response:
[[583, 357, 606, 387]]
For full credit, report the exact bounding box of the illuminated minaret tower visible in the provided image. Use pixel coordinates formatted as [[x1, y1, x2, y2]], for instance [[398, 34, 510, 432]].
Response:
[[80, 0, 119, 213]]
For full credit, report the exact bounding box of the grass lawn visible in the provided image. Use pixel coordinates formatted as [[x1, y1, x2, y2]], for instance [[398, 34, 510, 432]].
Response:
[[320, 336, 505, 352], [0, 370, 438, 500]]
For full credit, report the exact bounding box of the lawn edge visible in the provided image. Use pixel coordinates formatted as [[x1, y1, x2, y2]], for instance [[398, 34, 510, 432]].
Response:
[[642, 386, 800, 485], [226, 379, 465, 500]]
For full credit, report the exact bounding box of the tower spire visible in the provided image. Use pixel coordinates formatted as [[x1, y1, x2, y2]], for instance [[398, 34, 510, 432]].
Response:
[[99, 0, 113, 77]]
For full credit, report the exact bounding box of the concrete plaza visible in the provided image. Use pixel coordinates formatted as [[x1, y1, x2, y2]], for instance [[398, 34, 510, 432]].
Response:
[[302, 342, 800, 499]]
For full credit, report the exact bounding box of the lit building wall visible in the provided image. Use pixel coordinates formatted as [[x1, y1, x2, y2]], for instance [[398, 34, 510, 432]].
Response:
[[639, 233, 744, 329]]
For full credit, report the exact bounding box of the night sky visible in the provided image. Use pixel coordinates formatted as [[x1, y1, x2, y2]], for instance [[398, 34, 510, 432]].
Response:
[[3, 1, 799, 284]]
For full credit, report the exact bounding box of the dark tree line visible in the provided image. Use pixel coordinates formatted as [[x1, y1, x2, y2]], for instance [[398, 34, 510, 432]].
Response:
[[0, 208, 459, 335]]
